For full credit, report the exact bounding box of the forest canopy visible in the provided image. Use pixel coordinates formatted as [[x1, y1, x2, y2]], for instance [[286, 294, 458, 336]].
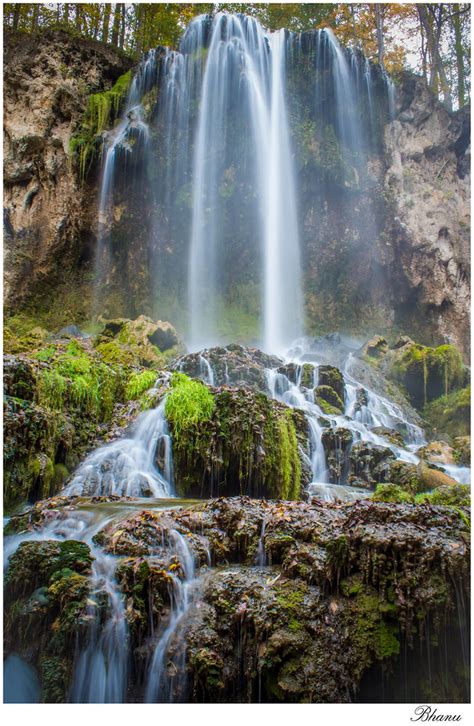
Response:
[[3, 3, 471, 108]]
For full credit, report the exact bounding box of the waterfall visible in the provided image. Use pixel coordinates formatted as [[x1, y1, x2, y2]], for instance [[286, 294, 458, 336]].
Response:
[[65, 399, 174, 497], [186, 14, 302, 351], [70, 550, 128, 703], [145, 530, 197, 703], [94, 13, 395, 350]]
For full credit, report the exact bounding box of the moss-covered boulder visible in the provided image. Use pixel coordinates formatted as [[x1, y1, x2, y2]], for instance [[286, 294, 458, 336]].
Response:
[[387, 460, 458, 495], [166, 373, 308, 499], [315, 384, 344, 415], [97, 315, 183, 367], [317, 365, 345, 399], [388, 342, 466, 409], [363, 335, 389, 359], [4, 540, 93, 703]]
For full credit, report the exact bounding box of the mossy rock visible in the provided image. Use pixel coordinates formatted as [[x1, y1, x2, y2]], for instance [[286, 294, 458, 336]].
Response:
[[423, 386, 470, 439], [315, 385, 344, 415], [452, 436, 470, 466], [169, 377, 306, 500], [415, 484, 470, 508], [418, 441, 456, 466], [317, 365, 344, 399], [363, 336, 389, 360], [389, 343, 465, 409], [98, 315, 183, 367]]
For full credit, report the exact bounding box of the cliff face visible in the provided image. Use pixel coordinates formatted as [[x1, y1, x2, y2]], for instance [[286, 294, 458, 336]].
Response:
[[3, 30, 131, 321], [3, 32, 470, 356], [384, 74, 470, 358]]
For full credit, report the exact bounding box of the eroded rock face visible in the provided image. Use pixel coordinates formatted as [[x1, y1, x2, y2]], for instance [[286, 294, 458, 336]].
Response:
[[3, 30, 132, 318], [384, 75, 470, 358]]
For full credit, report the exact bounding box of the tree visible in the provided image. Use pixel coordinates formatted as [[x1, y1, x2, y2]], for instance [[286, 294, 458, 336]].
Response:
[[375, 3, 386, 69], [111, 3, 122, 46], [102, 2, 111, 43]]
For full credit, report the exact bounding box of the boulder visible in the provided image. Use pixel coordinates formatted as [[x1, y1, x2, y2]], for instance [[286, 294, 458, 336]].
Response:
[[363, 335, 388, 359], [315, 385, 344, 415], [321, 428, 353, 483], [317, 365, 344, 399], [174, 344, 282, 391], [418, 440, 456, 466], [348, 442, 396, 489], [99, 315, 183, 366]]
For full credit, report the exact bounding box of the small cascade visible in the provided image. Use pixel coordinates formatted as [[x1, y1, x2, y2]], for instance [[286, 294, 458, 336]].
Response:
[[70, 550, 128, 703], [199, 354, 215, 386], [65, 399, 174, 498], [94, 75, 151, 310], [145, 530, 197, 703], [255, 516, 267, 567]]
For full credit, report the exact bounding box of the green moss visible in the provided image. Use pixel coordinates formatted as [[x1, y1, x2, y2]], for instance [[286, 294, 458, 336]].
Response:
[[125, 369, 158, 401], [94, 340, 136, 366], [423, 385, 470, 438], [344, 581, 400, 664], [316, 397, 343, 415], [372, 483, 415, 504], [415, 484, 470, 508], [35, 339, 127, 421], [69, 70, 132, 180], [315, 385, 344, 415], [165, 373, 216, 439], [391, 343, 465, 409], [275, 581, 307, 612]]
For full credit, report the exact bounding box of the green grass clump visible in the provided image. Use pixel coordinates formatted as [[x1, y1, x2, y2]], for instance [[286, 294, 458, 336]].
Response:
[[165, 373, 215, 439], [372, 483, 414, 504], [415, 484, 470, 507], [125, 370, 158, 400], [35, 339, 124, 421]]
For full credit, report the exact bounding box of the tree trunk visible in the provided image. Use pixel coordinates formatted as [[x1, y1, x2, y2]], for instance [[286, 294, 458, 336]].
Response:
[[75, 4, 82, 32], [375, 3, 385, 68], [119, 4, 126, 49], [111, 3, 121, 46], [12, 4, 20, 30], [32, 4, 40, 31], [102, 3, 111, 43], [452, 4, 466, 107], [417, 3, 452, 109]]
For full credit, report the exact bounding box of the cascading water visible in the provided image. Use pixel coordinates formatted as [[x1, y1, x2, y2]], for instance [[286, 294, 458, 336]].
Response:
[[186, 14, 302, 351], [65, 399, 174, 498], [70, 549, 128, 703], [96, 13, 394, 350], [145, 530, 197, 703]]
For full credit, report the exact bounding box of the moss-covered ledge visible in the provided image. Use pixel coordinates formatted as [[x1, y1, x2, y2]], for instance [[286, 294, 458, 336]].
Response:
[[165, 373, 309, 499]]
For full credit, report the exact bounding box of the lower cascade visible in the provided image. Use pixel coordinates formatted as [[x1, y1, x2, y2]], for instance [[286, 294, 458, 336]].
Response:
[[3, 6, 471, 709]]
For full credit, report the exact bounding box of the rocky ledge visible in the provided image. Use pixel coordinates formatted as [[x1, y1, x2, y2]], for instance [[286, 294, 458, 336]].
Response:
[[4, 496, 470, 703]]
